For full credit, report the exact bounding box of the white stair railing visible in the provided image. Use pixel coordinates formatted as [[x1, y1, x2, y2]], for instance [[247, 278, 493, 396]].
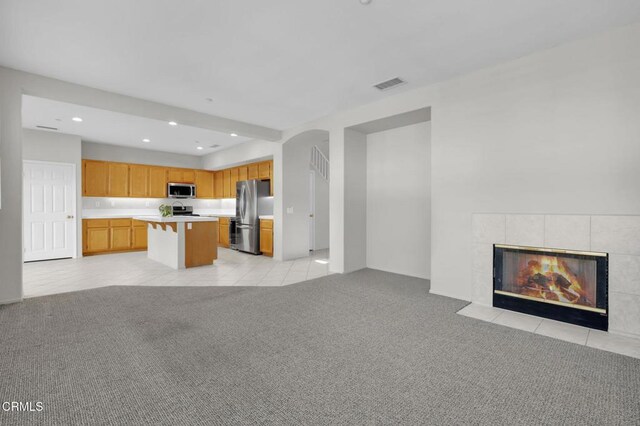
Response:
[[310, 145, 330, 181]]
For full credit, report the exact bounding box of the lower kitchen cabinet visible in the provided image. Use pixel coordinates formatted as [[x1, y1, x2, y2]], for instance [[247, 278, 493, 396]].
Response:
[[83, 218, 147, 255], [131, 220, 148, 249], [218, 217, 230, 248], [260, 219, 273, 257]]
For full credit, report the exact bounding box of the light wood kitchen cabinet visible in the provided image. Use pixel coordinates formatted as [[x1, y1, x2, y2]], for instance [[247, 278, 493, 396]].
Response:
[[237, 166, 248, 181], [229, 168, 239, 198], [131, 220, 148, 249], [148, 166, 168, 198], [83, 160, 109, 197], [260, 219, 273, 257], [222, 169, 232, 198], [82, 158, 274, 199], [129, 164, 149, 198], [247, 163, 259, 180], [108, 163, 130, 197], [214, 171, 224, 199], [110, 227, 132, 250], [84, 219, 110, 253], [83, 218, 147, 255], [109, 219, 132, 250], [258, 161, 271, 180], [195, 170, 215, 198], [218, 217, 230, 247], [168, 168, 196, 183]]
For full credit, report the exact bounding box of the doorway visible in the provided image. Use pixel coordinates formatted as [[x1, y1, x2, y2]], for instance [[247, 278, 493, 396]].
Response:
[[309, 170, 315, 251], [23, 160, 77, 262]]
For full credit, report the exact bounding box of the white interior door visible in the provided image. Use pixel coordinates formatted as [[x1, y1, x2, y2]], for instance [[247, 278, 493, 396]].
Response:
[[23, 161, 76, 262], [309, 170, 315, 251]]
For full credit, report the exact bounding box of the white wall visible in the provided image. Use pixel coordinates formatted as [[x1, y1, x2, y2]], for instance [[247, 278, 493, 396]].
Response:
[[343, 129, 367, 273], [0, 69, 23, 303], [366, 122, 431, 279], [82, 141, 202, 169], [23, 129, 83, 257]]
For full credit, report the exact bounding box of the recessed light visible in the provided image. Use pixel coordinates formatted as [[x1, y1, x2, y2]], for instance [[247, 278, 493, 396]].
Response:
[[196, 146, 204, 150], [168, 121, 178, 126], [142, 138, 151, 143], [360, 0, 372, 4], [72, 117, 83, 122], [230, 133, 238, 137]]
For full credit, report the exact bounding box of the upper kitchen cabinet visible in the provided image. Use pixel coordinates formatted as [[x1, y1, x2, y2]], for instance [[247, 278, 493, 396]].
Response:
[[83, 160, 109, 196], [237, 165, 248, 181], [148, 166, 168, 198], [168, 168, 196, 184], [222, 169, 232, 198], [214, 171, 224, 199], [258, 161, 271, 180], [129, 164, 150, 198], [108, 163, 130, 197], [195, 170, 215, 199], [247, 163, 259, 180], [229, 168, 239, 198]]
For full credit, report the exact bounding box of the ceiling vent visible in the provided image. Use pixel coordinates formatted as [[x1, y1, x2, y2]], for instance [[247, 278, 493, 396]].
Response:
[[36, 125, 58, 131], [209, 144, 221, 149], [373, 77, 406, 91]]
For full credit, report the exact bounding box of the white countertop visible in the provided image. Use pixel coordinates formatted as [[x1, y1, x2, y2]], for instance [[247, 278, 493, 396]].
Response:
[[259, 215, 274, 220], [133, 215, 219, 223], [83, 209, 236, 219]]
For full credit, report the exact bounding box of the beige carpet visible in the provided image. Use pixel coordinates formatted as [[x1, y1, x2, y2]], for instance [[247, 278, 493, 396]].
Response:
[[1, 269, 639, 425]]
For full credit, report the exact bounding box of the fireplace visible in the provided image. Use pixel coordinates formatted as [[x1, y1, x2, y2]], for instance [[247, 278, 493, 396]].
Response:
[[493, 244, 608, 330]]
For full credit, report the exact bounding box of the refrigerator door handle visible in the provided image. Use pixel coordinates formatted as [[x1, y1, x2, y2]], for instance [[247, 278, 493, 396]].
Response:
[[239, 185, 245, 220]]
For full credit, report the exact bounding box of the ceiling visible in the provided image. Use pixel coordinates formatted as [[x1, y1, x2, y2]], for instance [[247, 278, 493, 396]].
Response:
[[3, 1, 640, 131], [22, 96, 251, 156]]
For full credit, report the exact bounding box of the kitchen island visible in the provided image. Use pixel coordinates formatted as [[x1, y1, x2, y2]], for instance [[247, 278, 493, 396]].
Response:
[[133, 216, 218, 269]]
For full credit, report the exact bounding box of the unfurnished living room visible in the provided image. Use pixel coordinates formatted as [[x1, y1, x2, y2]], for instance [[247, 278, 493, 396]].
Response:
[[1, 1, 640, 424]]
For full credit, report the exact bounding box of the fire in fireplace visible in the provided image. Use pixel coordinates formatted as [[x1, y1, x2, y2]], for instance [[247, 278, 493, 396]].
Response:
[[493, 244, 608, 330]]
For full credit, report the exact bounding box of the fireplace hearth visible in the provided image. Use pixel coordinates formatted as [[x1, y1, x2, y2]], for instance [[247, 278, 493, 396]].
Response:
[[493, 244, 608, 330]]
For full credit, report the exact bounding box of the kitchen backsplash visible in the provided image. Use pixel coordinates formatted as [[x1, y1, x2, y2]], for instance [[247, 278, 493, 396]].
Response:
[[82, 197, 237, 217]]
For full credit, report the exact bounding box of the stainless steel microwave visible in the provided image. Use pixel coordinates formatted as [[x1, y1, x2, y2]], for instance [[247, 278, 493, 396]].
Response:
[[167, 183, 196, 199]]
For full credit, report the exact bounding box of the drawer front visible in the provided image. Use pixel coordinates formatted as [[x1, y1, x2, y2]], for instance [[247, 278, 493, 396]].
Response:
[[85, 219, 110, 228], [260, 219, 273, 229], [110, 219, 132, 227], [219, 217, 230, 225]]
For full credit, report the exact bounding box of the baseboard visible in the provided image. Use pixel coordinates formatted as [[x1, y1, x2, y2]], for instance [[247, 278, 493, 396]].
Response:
[[429, 287, 470, 303], [0, 297, 23, 305]]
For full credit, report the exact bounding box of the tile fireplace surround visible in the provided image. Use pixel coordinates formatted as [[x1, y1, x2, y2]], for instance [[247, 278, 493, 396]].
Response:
[[470, 214, 640, 340]]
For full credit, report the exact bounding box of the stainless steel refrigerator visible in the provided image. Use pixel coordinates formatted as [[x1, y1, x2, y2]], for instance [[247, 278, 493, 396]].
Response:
[[232, 179, 271, 254]]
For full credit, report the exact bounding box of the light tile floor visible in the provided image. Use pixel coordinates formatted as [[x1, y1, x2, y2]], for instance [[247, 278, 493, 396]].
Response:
[[458, 303, 640, 359], [23, 248, 331, 298]]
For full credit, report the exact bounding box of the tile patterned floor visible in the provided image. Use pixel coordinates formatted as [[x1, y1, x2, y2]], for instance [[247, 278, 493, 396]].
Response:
[[23, 248, 331, 298], [458, 303, 640, 359]]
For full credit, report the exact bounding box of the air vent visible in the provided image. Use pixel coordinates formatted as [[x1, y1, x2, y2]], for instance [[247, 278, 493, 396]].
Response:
[[373, 77, 406, 91], [36, 125, 58, 131], [209, 144, 221, 148]]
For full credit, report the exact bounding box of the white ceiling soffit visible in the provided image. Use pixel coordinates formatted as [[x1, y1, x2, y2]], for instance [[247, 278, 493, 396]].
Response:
[[348, 107, 431, 135], [22, 96, 252, 156], [2, 1, 640, 130]]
